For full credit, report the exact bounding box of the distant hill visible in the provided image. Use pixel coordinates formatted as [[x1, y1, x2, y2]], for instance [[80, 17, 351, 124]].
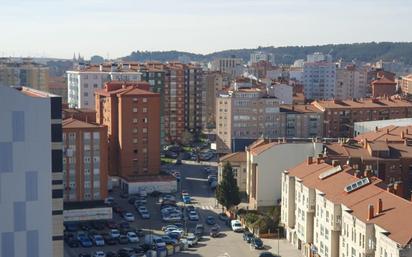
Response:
[[123, 42, 412, 65]]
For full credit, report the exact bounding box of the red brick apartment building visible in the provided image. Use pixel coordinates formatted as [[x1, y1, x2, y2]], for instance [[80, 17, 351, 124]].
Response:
[[95, 81, 161, 180], [312, 97, 412, 138], [62, 118, 108, 201], [371, 76, 397, 97]]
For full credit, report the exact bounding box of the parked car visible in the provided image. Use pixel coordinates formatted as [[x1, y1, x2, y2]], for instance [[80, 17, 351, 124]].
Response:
[[161, 235, 178, 245], [118, 235, 129, 244], [78, 253, 91, 257], [79, 236, 93, 247], [119, 222, 130, 229], [106, 220, 118, 229], [122, 212, 135, 222], [194, 224, 204, 238], [127, 232, 139, 243], [162, 225, 179, 231], [64, 222, 79, 232], [188, 211, 199, 221], [67, 239, 80, 248], [136, 229, 145, 237], [117, 248, 135, 257], [137, 206, 150, 219], [110, 229, 120, 239], [105, 251, 117, 257], [144, 235, 166, 249], [218, 213, 229, 221], [186, 233, 198, 247], [206, 215, 216, 225], [243, 231, 254, 243], [103, 234, 117, 245], [182, 195, 191, 204], [251, 237, 264, 249], [104, 197, 114, 205], [120, 192, 129, 199], [231, 220, 243, 232], [259, 252, 279, 257], [210, 225, 221, 238], [113, 206, 125, 214], [93, 251, 106, 257], [90, 234, 105, 246]]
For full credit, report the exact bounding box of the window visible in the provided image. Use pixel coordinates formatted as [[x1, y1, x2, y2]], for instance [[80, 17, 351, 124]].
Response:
[[142, 128, 147, 133], [93, 84, 98, 88], [143, 117, 148, 123], [133, 108, 137, 112], [133, 128, 138, 134], [84, 92, 89, 97], [133, 138, 138, 144], [84, 83, 89, 88], [133, 98, 138, 102], [143, 108, 147, 113], [143, 98, 147, 103], [133, 118, 138, 123]]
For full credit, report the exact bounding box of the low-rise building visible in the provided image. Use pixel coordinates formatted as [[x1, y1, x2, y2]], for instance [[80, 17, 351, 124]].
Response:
[[246, 139, 323, 210], [312, 98, 412, 138], [218, 152, 247, 192], [371, 76, 397, 97], [281, 157, 412, 257], [400, 74, 412, 96], [62, 118, 108, 201]]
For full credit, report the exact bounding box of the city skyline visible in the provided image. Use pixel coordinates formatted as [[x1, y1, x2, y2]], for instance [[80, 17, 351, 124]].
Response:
[[1, 0, 412, 59]]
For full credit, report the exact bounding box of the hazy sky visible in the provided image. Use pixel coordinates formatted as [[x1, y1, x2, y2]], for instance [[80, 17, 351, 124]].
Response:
[[1, 0, 411, 59]]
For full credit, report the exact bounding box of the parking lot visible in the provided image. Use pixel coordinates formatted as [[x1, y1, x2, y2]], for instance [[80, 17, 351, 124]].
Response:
[[64, 164, 291, 257]]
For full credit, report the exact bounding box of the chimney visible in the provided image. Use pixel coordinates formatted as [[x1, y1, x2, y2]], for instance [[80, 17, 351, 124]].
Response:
[[363, 169, 370, 178], [394, 181, 404, 197], [363, 139, 368, 149], [375, 126, 379, 132], [404, 139, 409, 146], [401, 131, 405, 139], [316, 157, 322, 164], [332, 160, 339, 167], [355, 170, 362, 178], [387, 183, 394, 193], [376, 198, 383, 215], [386, 128, 390, 134], [307, 156, 313, 165], [367, 204, 374, 221]]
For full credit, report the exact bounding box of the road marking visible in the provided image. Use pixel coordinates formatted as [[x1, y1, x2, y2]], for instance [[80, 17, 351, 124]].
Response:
[[185, 177, 208, 182], [217, 253, 231, 257]]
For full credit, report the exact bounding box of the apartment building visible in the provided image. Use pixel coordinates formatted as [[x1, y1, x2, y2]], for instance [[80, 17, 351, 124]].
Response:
[[0, 86, 63, 257], [281, 157, 412, 257], [204, 71, 227, 128], [267, 83, 293, 104], [62, 118, 108, 202], [0, 58, 49, 91], [246, 139, 323, 210], [279, 105, 324, 138], [184, 63, 203, 134], [95, 81, 160, 181], [48, 76, 67, 103], [312, 98, 412, 138], [250, 51, 275, 65], [216, 88, 282, 153], [371, 76, 397, 97], [67, 63, 142, 108], [218, 152, 247, 192], [325, 125, 412, 198], [335, 65, 368, 99], [63, 107, 96, 123], [400, 74, 412, 96], [210, 57, 244, 79], [303, 53, 336, 100]]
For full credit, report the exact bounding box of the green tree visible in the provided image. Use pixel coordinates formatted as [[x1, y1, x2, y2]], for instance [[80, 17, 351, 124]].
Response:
[[216, 162, 241, 210], [180, 130, 194, 146]]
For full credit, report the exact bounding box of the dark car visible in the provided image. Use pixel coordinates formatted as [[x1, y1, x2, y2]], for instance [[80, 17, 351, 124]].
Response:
[[243, 231, 254, 243], [117, 248, 135, 257], [113, 206, 125, 214], [206, 216, 216, 225], [92, 221, 105, 230], [133, 246, 146, 254], [78, 253, 91, 257], [210, 226, 221, 238], [120, 192, 129, 199], [103, 235, 117, 245], [135, 229, 145, 237], [259, 252, 279, 257], [65, 222, 79, 232], [80, 223, 92, 231], [119, 222, 130, 229], [218, 213, 229, 222], [67, 239, 80, 248], [128, 197, 136, 205], [252, 237, 264, 249], [118, 235, 129, 244], [106, 220, 118, 229], [105, 251, 118, 257]]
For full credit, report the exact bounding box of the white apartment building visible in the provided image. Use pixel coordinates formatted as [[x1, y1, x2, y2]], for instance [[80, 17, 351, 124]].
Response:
[[250, 51, 275, 65], [0, 86, 63, 257], [246, 139, 323, 210], [267, 83, 293, 104], [303, 53, 337, 100], [281, 157, 412, 257], [67, 63, 142, 108], [335, 65, 368, 100], [210, 57, 244, 79]]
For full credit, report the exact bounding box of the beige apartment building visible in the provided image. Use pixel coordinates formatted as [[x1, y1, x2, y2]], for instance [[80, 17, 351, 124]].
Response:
[[204, 71, 229, 128], [216, 88, 281, 153], [335, 65, 368, 99], [218, 152, 247, 192], [281, 157, 412, 257]]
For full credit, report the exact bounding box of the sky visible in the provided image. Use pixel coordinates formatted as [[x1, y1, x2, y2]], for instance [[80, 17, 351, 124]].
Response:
[[1, 0, 411, 59]]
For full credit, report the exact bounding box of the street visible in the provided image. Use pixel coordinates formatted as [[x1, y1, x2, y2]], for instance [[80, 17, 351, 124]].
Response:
[[64, 163, 301, 257]]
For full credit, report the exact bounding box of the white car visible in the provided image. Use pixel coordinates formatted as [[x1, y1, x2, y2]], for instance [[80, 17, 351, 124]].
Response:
[[123, 212, 135, 222], [94, 251, 106, 257], [104, 197, 114, 205], [162, 225, 179, 231], [110, 229, 120, 238], [231, 220, 243, 232], [127, 232, 139, 243], [186, 233, 198, 247]]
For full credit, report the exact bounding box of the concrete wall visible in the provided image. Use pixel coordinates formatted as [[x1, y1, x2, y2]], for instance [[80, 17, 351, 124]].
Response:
[[121, 179, 177, 194], [0, 86, 54, 257], [252, 142, 323, 209]]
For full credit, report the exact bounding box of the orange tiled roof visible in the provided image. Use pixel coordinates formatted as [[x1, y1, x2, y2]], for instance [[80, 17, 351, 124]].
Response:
[[62, 118, 101, 129], [220, 152, 246, 163], [287, 160, 412, 246], [312, 98, 412, 110]]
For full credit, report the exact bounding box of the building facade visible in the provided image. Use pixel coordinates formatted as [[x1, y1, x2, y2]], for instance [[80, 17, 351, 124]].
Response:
[[0, 58, 49, 92], [303, 53, 336, 100], [95, 81, 160, 180], [371, 76, 397, 98], [0, 86, 63, 257], [204, 71, 226, 128], [281, 157, 412, 257], [335, 65, 368, 100], [210, 57, 244, 79], [67, 63, 142, 108], [218, 152, 247, 192], [312, 98, 412, 138], [400, 74, 412, 96], [62, 118, 108, 202]]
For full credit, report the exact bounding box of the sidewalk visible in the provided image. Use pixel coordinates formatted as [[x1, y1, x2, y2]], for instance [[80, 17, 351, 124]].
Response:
[[262, 239, 302, 257]]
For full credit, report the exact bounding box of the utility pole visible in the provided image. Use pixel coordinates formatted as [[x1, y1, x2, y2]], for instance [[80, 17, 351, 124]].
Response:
[[277, 227, 280, 256]]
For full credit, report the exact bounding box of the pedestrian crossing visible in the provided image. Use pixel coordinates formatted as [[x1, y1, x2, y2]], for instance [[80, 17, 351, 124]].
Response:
[[193, 204, 217, 210]]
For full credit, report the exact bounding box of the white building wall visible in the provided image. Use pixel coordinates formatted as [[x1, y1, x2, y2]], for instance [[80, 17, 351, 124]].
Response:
[[269, 84, 293, 104], [252, 142, 323, 209], [0, 86, 54, 257]]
